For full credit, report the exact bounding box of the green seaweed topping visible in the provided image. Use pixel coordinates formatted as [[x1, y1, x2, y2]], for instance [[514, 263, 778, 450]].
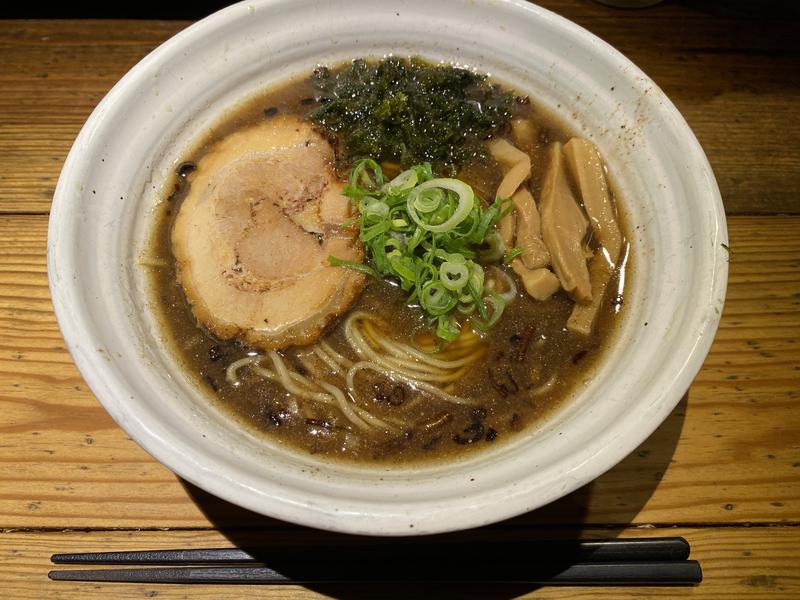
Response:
[[309, 57, 514, 173]]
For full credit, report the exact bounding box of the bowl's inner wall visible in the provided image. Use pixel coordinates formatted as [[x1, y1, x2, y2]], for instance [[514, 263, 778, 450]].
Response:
[[49, 0, 726, 534]]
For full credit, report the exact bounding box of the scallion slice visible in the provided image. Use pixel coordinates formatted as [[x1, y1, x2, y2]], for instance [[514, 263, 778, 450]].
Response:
[[504, 246, 524, 264], [330, 159, 515, 341], [406, 179, 475, 233], [440, 261, 469, 291]]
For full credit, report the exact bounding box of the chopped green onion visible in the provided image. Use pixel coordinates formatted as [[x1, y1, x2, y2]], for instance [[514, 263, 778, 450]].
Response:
[[383, 235, 402, 249], [503, 246, 524, 264], [327, 256, 379, 278], [412, 162, 434, 182], [334, 159, 513, 341], [413, 188, 443, 214], [358, 195, 377, 212], [339, 216, 359, 229], [436, 315, 461, 341], [406, 226, 426, 253], [359, 219, 392, 242], [457, 302, 476, 315], [363, 199, 389, 220], [348, 159, 383, 195], [406, 178, 475, 233], [469, 262, 485, 294], [479, 231, 505, 262], [446, 252, 467, 264], [474, 204, 498, 240], [440, 261, 469, 291], [471, 292, 507, 331], [389, 254, 416, 283], [391, 218, 408, 229], [383, 168, 419, 193], [466, 281, 488, 321], [420, 281, 456, 316]]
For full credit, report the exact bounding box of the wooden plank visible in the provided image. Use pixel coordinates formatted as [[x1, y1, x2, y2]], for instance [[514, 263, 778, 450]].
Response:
[[0, 20, 187, 214], [545, 4, 800, 214], [2, 527, 799, 598], [0, 12, 797, 214], [0, 214, 797, 529]]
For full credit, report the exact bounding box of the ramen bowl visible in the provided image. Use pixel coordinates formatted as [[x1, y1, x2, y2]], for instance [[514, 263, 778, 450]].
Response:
[[47, 0, 727, 535]]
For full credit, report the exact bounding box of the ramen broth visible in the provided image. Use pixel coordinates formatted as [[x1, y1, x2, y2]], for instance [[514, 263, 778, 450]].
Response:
[[145, 63, 630, 463]]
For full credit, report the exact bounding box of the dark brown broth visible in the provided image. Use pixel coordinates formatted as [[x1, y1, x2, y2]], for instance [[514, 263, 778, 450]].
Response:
[[146, 67, 630, 464]]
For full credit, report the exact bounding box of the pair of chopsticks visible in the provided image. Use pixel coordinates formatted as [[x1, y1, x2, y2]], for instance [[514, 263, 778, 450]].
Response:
[[49, 537, 702, 585]]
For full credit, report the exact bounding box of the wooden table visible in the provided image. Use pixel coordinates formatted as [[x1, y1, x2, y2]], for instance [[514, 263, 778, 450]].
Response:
[[2, 2, 798, 597]]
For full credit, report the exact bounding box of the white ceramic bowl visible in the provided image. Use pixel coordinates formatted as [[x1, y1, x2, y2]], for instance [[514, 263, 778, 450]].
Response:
[[48, 0, 727, 535]]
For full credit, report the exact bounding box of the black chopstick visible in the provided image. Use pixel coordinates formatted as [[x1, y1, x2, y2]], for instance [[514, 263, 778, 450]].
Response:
[[48, 561, 703, 585], [51, 537, 690, 564], [49, 538, 701, 586]]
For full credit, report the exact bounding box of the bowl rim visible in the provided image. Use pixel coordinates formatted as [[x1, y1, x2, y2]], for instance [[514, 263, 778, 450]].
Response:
[[48, 0, 728, 535]]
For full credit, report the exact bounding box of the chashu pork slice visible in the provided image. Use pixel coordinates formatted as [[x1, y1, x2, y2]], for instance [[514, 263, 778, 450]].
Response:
[[172, 116, 365, 350]]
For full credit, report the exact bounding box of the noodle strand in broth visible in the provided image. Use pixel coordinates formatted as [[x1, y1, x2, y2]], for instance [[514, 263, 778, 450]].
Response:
[[223, 311, 485, 434]]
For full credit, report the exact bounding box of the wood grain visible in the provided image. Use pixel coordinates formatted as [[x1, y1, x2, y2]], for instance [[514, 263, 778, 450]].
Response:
[[2, 527, 799, 599], [0, 6, 798, 214], [1, 9, 799, 598], [0, 215, 797, 529], [0, 20, 186, 214]]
